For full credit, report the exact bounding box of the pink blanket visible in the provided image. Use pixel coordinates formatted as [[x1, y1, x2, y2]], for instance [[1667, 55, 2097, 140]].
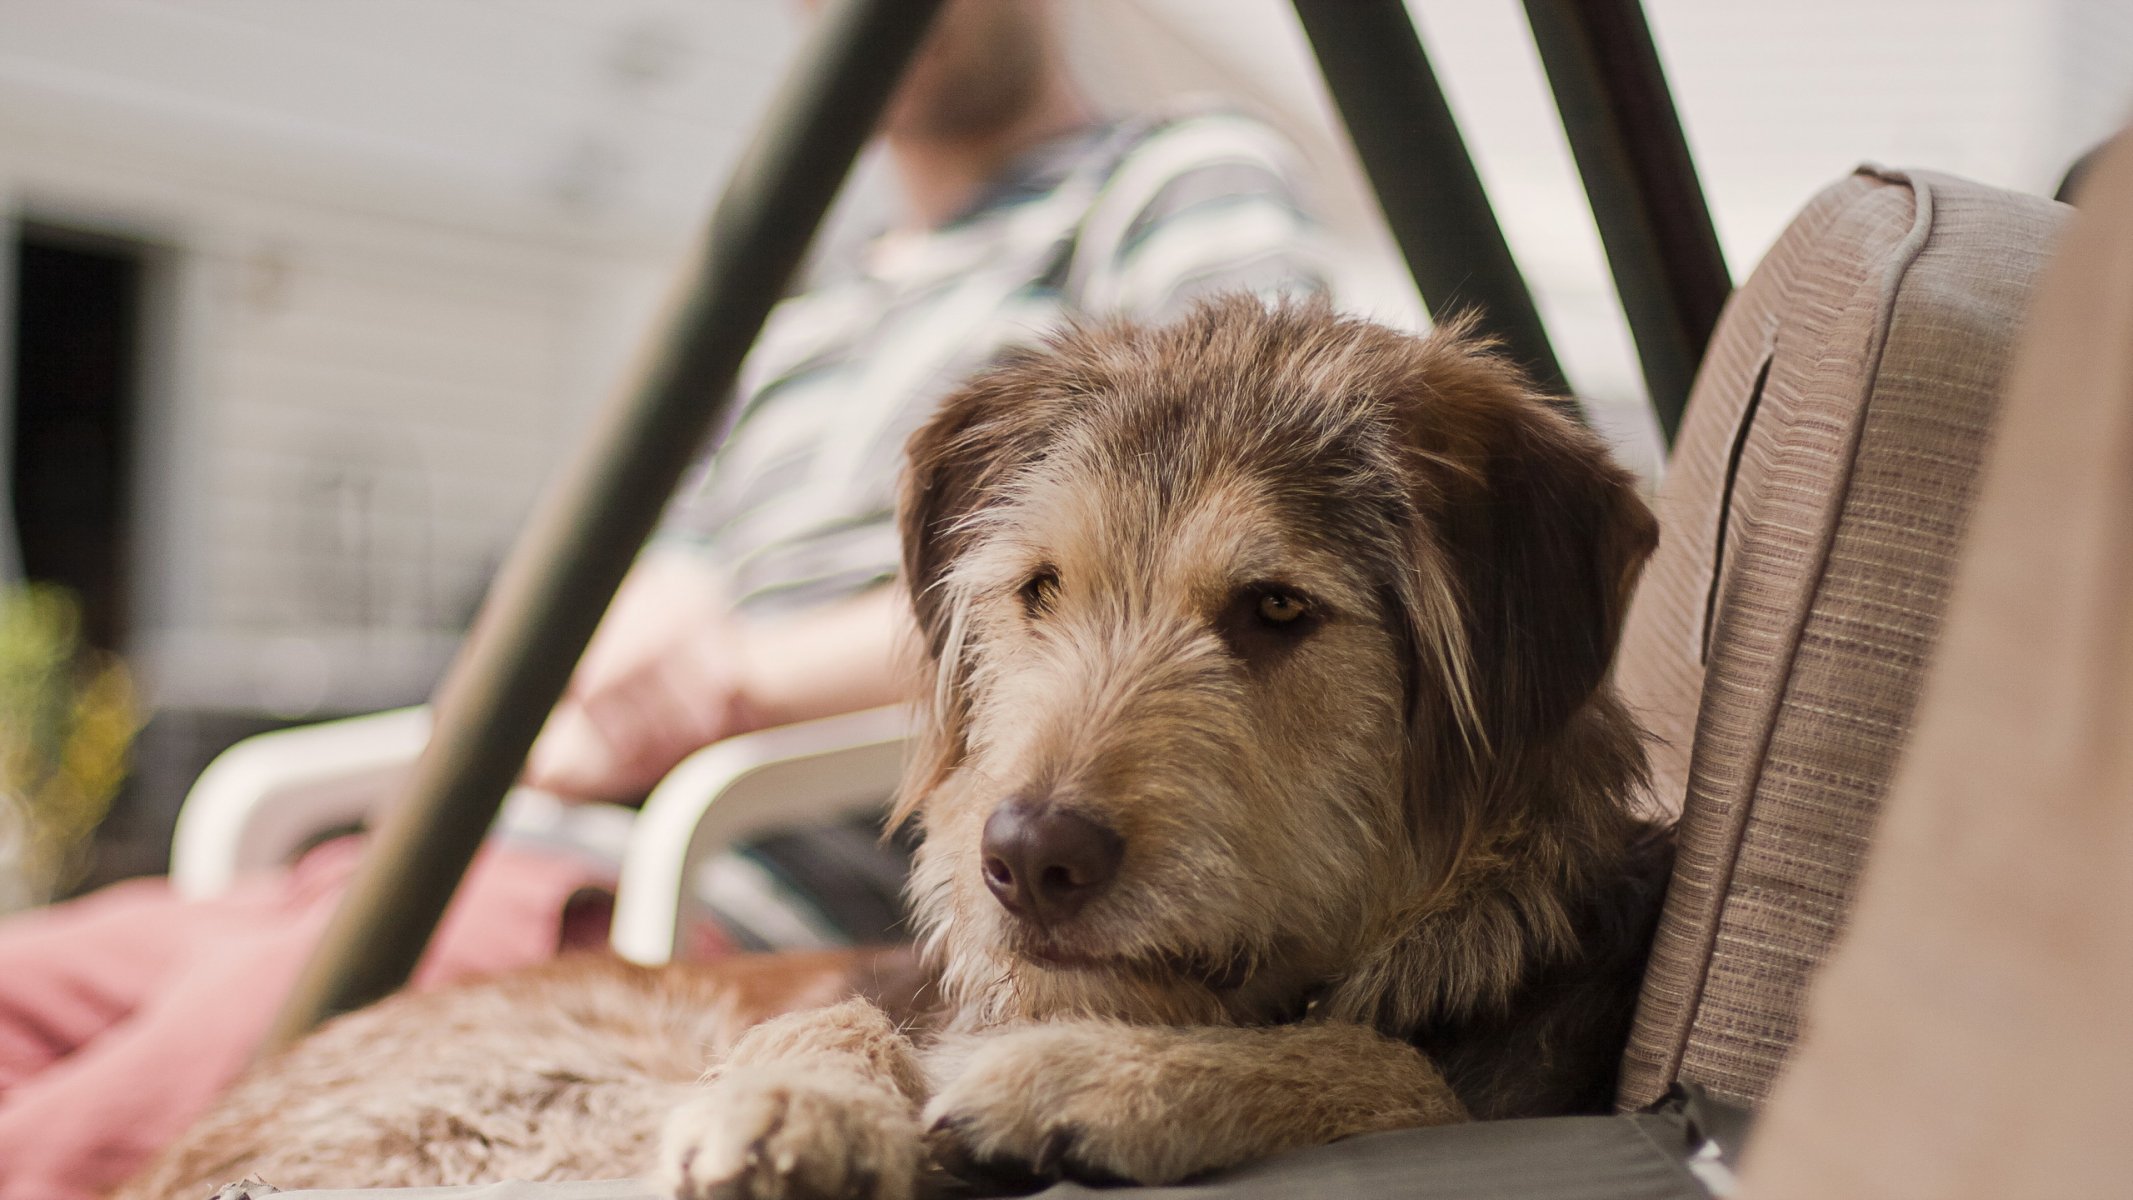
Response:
[[0, 840, 613, 1200]]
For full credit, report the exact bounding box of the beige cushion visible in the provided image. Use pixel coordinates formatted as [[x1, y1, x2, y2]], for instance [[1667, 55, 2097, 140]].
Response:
[[1612, 168, 2066, 1107], [1743, 130, 2133, 1200]]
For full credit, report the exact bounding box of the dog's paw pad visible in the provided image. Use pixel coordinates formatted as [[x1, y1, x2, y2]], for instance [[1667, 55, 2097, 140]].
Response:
[[927, 1111, 1136, 1191], [661, 1072, 920, 1200], [924, 1114, 1051, 1192], [924, 1022, 1230, 1186]]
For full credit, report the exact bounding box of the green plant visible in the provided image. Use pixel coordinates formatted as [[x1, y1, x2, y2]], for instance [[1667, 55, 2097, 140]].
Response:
[[0, 583, 137, 912]]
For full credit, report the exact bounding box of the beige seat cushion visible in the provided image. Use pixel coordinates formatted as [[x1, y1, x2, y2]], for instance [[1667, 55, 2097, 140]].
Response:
[[1612, 168, 2065, 1107]]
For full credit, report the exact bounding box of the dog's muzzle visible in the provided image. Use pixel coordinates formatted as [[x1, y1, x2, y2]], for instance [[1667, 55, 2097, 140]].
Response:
[[980, 795, 1123, 926]]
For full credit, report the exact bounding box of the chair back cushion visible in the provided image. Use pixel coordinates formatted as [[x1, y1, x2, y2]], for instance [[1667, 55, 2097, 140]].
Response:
[[1612, 168, 2066, 1107]]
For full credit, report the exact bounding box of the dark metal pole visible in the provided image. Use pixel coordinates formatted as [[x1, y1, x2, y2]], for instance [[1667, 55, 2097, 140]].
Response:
[[263, 0, 945, 1051], [1292, 0, 1567, 397], [1523, 0, 1729, 444]]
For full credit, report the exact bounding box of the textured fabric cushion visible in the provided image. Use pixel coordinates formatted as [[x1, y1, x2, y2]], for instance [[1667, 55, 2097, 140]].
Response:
[[1612, 168, 2067, 1108], [218, 1113, 1720, 1200], [1743, 129, 2133, 1200]]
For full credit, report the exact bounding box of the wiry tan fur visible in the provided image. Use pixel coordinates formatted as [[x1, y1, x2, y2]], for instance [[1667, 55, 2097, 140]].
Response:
[[125, 299, 1669, 1199], [117, 951, 894, 1197]]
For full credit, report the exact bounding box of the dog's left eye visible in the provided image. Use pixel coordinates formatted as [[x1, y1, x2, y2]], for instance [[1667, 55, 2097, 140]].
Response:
[[1255, 590, 1310, 627], [1216, 584, 1320, 662]]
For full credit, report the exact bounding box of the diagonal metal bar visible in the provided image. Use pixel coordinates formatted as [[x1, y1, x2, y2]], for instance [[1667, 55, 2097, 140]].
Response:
[[263, 0, 945, 1050], [1292, 0, 1567, 398], [1524, 0, 1730, 445]]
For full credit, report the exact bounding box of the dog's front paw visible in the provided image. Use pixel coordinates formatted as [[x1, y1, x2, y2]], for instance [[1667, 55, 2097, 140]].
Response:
[[923, 1024, 1203, 1187], [660, 1067, 922, 1200]]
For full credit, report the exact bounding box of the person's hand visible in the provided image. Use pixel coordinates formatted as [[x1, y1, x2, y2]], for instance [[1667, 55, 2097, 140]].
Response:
[[522, 552, 761, 802]]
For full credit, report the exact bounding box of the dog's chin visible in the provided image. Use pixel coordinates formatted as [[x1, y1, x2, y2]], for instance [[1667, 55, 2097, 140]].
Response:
[[1012, 938, 1253, 993], [920, 890, 1322, 1026], [985, 917, 1319, 1024]]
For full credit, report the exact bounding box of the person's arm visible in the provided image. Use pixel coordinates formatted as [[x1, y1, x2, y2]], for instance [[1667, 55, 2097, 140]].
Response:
[[521, 550, 913, 803], [733, 585, 913, 732]]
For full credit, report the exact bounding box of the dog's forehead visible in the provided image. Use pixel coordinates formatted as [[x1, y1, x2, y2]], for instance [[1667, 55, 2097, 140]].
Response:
[[981, 400, 1400, 596], [1059, 368, 1375, 488], [1034, 467, 1320, 569]]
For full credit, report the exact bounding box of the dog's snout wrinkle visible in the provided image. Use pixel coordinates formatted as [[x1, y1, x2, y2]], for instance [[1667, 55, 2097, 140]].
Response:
[[980, 796, 1124, 926]]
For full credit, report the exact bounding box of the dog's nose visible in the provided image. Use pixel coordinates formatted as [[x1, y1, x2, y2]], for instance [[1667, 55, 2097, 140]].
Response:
[[980, 796, 1123, 925]]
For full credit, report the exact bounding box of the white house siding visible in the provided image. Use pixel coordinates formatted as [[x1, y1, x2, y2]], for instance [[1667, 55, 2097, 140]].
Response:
[[0, 0, 794, 716], [4, 0, 2131, 719]]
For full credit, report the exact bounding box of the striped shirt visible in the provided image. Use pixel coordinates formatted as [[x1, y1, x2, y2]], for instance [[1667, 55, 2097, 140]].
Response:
[[658, 106, 1330, 616]]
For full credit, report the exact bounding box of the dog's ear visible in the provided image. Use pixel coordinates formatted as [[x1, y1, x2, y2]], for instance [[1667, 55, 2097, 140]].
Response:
[[1390, 326, 1658, 752], [897, 352, 1075, 813], [899, 350, 1069, 661]]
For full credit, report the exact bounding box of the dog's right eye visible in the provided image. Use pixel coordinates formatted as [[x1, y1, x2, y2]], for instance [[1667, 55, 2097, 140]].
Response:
[[1019, 568, 1060, 616]]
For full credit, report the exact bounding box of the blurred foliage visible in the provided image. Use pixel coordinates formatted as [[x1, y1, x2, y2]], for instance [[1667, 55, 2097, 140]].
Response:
[[0, 583, 138, 912]]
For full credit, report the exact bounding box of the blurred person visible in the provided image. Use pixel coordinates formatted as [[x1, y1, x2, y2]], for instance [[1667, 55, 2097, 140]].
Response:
[[0, 2, 1329, 1197]]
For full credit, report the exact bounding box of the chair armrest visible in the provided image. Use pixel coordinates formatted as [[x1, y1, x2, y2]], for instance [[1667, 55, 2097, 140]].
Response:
[[609, 704, 912, 965], [169, 706, 432, 900]]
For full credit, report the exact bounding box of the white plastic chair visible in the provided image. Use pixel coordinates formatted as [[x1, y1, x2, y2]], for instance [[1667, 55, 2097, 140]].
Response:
[[168, 704, 912, 964]]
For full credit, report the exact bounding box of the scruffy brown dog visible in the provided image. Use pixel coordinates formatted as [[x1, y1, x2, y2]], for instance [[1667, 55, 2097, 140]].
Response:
[[125, 299, 1669, 1200]]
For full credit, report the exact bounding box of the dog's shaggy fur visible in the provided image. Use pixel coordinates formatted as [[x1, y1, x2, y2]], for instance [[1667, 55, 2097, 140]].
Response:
[[124, 299, 1670, 1200]]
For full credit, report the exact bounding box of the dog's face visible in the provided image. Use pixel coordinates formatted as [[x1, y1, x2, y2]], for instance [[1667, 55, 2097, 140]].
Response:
[[897, 299, 1655, 1028]]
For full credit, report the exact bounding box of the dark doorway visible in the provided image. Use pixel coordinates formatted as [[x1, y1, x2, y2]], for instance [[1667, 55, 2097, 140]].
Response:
[[8, 224, 147, 653]]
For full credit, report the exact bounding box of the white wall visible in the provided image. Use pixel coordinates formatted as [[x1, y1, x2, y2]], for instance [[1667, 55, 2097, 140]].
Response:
[[1, 0, 2125, 713], [0, 0, 797, 714]]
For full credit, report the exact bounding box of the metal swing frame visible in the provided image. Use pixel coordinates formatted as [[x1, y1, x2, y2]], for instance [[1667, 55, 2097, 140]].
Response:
[[266, 0, 1729, 1050]]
